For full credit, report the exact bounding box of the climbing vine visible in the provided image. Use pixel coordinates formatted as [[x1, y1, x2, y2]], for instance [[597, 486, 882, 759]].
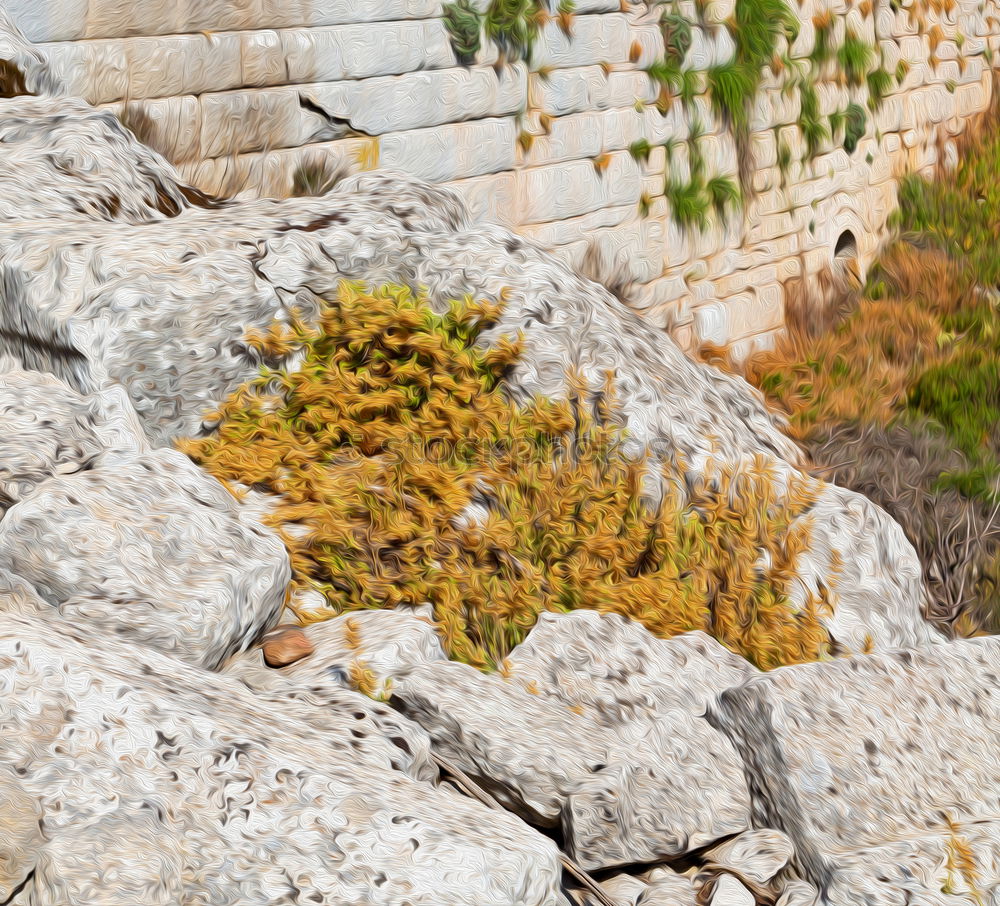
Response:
[[443, 0, 577, 67]]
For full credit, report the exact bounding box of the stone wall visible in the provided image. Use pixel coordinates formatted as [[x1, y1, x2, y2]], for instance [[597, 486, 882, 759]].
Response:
[[6, 0, 999, 355]]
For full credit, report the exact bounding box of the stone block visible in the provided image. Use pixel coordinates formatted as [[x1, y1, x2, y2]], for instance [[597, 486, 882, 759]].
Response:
[[529, 66, 656, 117], [125, 33, 243, 100], [534, 14, 632, 69], [442, 170, 519, 227], [200, 87, 320, 159], [282, 20, 453, 84], [305, 65, 528, 135], [119, 95, 202, 164], [240, 29, 285, 88], [37, 39, 129, 106], [710, 637, 1000, 898], [6, 0, 89, 41], [379, 117, 517, 182], [515, 151, 642, 224]]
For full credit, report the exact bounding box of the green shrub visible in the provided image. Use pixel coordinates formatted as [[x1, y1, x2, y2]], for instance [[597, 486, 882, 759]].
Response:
[[660, 8, 694, 61], [706, 175, 742, 218], [629, 138, 653, 163], [843, 102, 867, 153], [838, 30, 875, 86], [182, 282, 828, 670], [667, 176, 710, 231], [485, 0, 545, 65], [707, 61, 756, 132], [443, 0, 483, 66], [866, 66, 894, 111]]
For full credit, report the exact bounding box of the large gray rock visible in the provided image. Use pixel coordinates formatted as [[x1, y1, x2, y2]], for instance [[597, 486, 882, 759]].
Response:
[[391, 649, 752, 870], [0, 97, 206, 223], [710, 636, 1000, 905], [222, 608, 447, 784], [0, 97, 940, 652], [501, 610, 755, 868], [505, 610, 758, 717], [0, 448, 290, 669], [0, 367, 105, 510], [0, 611, 565, 906], [704, 828, 795, 886]]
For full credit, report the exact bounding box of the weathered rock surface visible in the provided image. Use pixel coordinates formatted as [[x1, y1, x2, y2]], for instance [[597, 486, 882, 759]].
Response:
[[640, 866, 700, 906], [0, 2, 59, 97], [0, 97, 206, 223], [710, 636, 1000, 905], [704, 829, 795, 886], [222, 608, 445, 784], [500, 610, 755, 868], [0, 448, 290, 669], [0, 611, 566, 906], [0, 366, 104, 510], [391, 627, 753, 869], [505, 610, 757, 717], [224, 605, 447, 698], [708, 874, 756, 906], [0, 97, 941, 651]]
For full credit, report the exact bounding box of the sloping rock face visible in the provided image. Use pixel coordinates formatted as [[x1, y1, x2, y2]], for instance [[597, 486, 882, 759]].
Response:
[[0, 366, 288, 668], [391, 612, 756, 871], [0, 611, 566, 906], [223, 605, 448, 699], [0, 95, 941, 652], [0, 448, 289, 669], [710, 636, 1000, 906], [0, 98, 204, 222]]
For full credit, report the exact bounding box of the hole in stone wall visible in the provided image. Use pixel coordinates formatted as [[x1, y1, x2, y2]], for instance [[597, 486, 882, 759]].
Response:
[[833, 230, 862, 290]]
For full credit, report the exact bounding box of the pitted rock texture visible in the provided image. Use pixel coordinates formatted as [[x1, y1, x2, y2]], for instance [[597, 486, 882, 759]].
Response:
[[0, 367, 104, 510], [224, 605, 447, 701], [710, 636, 1000, 904], [0, 611, 566, 906], [222, 609, 445, 785], [505, 610, 757, 717], [704, 829, 795, 886], [391, 653, 751, 869], [0, 448, 290, 668], [0, 97, 205, 223], [502, 611, 754, 868]]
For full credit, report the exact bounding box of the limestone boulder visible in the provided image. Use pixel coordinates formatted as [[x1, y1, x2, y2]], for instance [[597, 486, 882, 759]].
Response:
[[0, 448, 290, 669], [704, 829, 795, 886], [0, 96, 941, 651], [710, 636, 1000, 905], [391, 649, 753, 869], [0, 96, 206, 223], [0, 367, 104, 510], [0, 611, 566, 906], [504, 610, 757, 718]]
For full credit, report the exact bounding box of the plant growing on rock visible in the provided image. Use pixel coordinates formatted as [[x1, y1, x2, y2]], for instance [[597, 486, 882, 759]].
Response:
[[666, 175, 711, 231], [182, 282, 827, 670], [866, 66, 894, 110], [706, 174, 742, 218], [443, 0, 484, 66], [837, 29, 876, 86], [842, 101, 867, 153], [660, 7, 694, 61]]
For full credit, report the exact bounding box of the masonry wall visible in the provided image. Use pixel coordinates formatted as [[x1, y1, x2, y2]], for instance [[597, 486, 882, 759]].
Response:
[[8, 0, 999, 356]]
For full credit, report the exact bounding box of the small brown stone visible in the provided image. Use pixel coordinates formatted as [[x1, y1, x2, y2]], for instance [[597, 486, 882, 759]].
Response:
[[262, 627, 314, 668]]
